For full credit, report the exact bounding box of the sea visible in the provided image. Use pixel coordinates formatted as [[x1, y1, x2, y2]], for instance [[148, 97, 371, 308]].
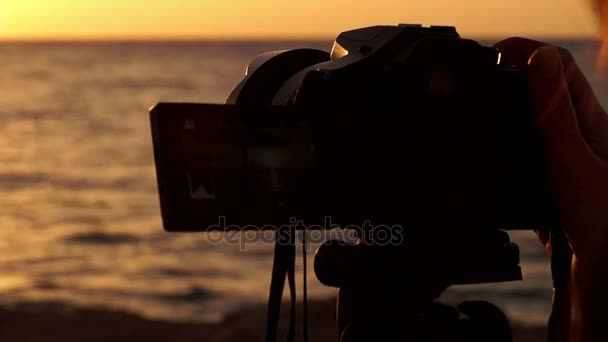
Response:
[[0, 38, 605, 327]]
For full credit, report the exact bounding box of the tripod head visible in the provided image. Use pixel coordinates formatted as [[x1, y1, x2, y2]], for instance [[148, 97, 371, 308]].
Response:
[[314, 230, 520, 342]]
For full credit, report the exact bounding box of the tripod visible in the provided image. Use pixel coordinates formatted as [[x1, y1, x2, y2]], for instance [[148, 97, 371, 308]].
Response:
[[265, 227, 570, 342], [314, 229, 523, 342]]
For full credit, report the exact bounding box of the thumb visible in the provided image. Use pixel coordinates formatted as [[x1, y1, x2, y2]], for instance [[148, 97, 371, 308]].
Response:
[[527, 46, 606, 252], [527, 46, 591, 174], [558, 48, 608, 161]]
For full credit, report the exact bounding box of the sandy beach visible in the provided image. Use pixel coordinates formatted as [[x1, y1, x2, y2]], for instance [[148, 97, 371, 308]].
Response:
[[0, 299, 546, 342]]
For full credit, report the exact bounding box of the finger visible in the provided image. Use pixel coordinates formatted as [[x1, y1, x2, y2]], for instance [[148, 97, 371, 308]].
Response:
[[528, 45, 589, 166], [535, 229, 553, 255], [493, 37, 548, 68], [527, 47, 597, 197], [528, 46, 605, 250], [557, 48, 608, 160], [494, 39, 607, 157]]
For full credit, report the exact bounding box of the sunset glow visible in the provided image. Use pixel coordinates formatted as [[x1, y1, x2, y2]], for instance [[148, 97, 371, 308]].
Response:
[[591, 0, 608, 74], [0, 0, 600, 41]]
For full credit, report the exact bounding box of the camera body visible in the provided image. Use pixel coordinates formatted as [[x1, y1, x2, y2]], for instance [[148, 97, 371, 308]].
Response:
[[150, 24, 551, 232]]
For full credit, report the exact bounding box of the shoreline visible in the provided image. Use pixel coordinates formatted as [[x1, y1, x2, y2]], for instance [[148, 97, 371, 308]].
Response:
[[0, 299, 546, 341]]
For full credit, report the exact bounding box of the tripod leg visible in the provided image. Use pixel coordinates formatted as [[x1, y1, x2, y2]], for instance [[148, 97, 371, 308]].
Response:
[[337, 288, 352, 338]]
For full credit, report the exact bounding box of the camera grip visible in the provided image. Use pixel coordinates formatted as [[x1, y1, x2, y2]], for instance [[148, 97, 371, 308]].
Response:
[[496, 65, 554, 229]]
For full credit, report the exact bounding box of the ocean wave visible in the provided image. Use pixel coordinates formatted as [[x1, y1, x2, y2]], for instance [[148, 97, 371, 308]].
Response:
[[0, 172, 46, 189], [44, 174, 151, 192], [18, 69, 55, 81], [36, 278, 60, 290], [155, 286, 216, 302], [109, 78, 198, 91], [63, 232, 140, 245], [0, 172, 150, 193], [54, 215, 105, 226], [155, 267, 242, 279]]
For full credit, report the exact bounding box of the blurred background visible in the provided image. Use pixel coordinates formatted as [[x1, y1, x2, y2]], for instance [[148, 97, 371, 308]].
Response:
[[0, 0, 606, 339]]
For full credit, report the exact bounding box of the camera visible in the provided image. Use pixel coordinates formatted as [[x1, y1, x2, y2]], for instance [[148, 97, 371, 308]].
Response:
[[149, 24, 551, 233], [149, 24, 562, 342]]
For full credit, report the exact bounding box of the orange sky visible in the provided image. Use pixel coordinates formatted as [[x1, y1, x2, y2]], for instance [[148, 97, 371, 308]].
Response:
[[0, 0, 601, 40]]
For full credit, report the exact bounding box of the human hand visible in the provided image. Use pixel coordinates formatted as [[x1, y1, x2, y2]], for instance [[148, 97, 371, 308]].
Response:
[[494, 37, 608, 342]]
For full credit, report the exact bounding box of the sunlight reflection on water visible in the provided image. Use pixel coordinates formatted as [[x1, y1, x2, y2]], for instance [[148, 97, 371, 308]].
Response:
[[0, 39, 604, 324]]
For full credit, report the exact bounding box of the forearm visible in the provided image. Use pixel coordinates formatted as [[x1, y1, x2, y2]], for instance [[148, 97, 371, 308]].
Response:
[[571, 248, 608, 342]]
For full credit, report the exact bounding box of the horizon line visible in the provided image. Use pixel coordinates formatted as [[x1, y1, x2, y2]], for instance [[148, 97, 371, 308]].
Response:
[[0, 33, 601, 43], [0, 34, 334, 43]]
